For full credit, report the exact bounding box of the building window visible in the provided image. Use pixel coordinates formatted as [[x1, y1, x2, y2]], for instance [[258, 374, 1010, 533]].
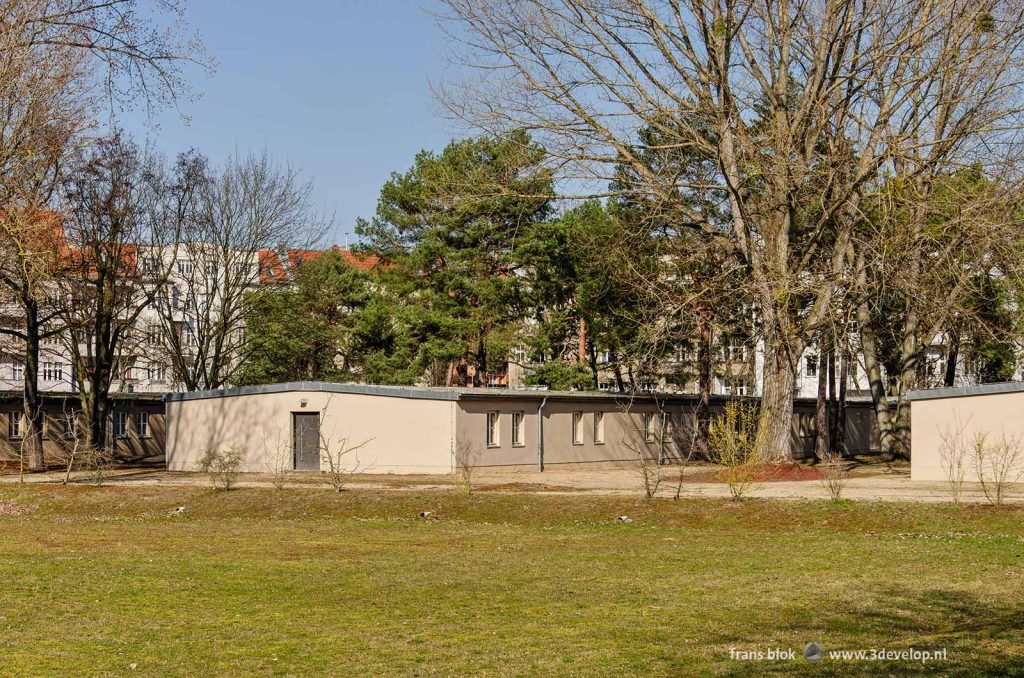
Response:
[[9, 411, 23, 440], [113, 412, 128, 439], [572, 412, 584, 445], [511, 411, 525, 447], [11, 359, 23, 381], [147, 366, 167, 382], [643, 412, 656, 442], [806, 354, 818, 377], [42, 362, 64, 382], [176, 259, 193, 276], [594, 411, 605, 444], [732, 379, 748, 396], [137, 412, 150, 438], [598, 382, 611, 392], [486, 411, 500, 447], [728, 340, 747, 362]]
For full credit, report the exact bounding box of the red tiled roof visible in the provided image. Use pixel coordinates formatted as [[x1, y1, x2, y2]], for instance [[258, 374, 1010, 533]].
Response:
[[257, 248, 287, 284], [287, 246, 380, 272]]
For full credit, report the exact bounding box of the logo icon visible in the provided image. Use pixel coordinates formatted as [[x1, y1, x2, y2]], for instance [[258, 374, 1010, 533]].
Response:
[[804, 643, 824, 663]]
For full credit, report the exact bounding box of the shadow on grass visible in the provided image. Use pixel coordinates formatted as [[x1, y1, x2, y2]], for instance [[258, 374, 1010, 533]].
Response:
[[717, 587, 1024, 676]]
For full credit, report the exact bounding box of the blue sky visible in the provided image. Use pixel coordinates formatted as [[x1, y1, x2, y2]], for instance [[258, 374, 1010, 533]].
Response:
[[121, 0, 454, 243]]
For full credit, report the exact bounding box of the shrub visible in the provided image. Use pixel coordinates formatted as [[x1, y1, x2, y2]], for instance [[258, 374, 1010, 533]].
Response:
[[819, 452, 849, 502], [454, 436, 480, 494], [972, 431, 1024, 506], [708, 401, 761, 500], [197, 446, 245, 491]]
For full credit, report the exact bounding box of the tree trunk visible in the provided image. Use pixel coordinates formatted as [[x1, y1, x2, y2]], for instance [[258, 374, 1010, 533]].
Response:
[[944, 330, 959, 387], [694, 315, 712, 460], [835, 335, 849, 457], [587, 336, 598, 389], [814, 344, 828, 462], [827, 345, 838, 449], [755, 334, 798, 462], [22, 298, 44, 472]]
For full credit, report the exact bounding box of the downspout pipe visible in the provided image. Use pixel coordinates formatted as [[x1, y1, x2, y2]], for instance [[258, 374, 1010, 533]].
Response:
[[537, 395, 548, 472]]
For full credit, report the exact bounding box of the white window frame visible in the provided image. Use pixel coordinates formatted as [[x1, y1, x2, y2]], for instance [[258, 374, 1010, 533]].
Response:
[[486, 411, 500, 448], [572, 411, 584, 445], [806, 354, 818, 377], [643, 412, 656, 443], [594, 411, 605, 444], [9, 410, 23, 440], [511, 411, 525, 447], [137, 411, 150, 438], [113, 411, 129, 439], [11, 359, 23, 381]]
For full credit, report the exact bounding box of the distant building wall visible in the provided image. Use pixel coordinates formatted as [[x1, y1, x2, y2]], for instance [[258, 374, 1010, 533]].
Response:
[[0, 393, 165, 465]]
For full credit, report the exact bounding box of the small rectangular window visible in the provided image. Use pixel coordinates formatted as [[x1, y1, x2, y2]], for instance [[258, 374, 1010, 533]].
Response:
[[137, 412, 150, 438], [511, 411, 525, 447], [594, 411, 605, 444], [114, 412, 128, 439], [643, 412, 656, 443], [486, 411, 500, 447], [806, 355, 818, 377], [11, 360, 23, 381], [8, 411, 23, 440], [572, 412, 584, 445]]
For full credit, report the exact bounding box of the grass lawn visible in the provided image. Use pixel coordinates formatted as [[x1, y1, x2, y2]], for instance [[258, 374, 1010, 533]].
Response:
[[0, 484, 1021, 676]]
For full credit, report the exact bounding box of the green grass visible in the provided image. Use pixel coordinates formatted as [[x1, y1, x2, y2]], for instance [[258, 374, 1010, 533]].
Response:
[[0, 485, 1021, 676]]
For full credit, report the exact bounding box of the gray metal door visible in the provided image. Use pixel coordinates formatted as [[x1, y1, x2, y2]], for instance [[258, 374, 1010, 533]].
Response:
[[293, 413, 320, 471]]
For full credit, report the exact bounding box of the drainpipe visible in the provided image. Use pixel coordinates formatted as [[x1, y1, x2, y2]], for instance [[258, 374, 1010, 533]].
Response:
[[537, 395, 548, 472]]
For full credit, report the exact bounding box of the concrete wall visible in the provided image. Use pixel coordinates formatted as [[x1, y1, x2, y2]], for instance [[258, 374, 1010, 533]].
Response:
[[911, 390, 1024, 482], [457, 399, 664, 470], [459, 397, 879, 471], [166, 389, 456, 474]]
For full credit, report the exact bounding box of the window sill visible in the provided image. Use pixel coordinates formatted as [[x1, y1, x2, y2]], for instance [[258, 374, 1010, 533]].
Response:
[[486, 444, 500, 449], [571, 441, 584, 446], [511, 443, 525, 448]]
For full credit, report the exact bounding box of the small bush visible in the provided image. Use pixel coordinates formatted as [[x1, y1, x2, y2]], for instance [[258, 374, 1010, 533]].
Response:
[[454, 436, 480, 494], [972, 431, 1024, 506], [819, 452, 850, 502], [81, 445, 113, 487], [708, 402, 761, 500], [197, 446, 245, 491]]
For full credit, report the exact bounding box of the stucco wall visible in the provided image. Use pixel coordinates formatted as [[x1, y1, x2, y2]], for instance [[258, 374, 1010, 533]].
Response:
[[166, 390, 456, 474], [457, 399, 664, 470], [459, 397, 879, 470], [911, 391, 1024, 482]]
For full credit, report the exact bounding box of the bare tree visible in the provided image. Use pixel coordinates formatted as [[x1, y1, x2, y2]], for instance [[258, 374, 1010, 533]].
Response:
[[153, 152, 327, 391], [0, 0, 206, 470], [58, 132, 189, 451], [439, 0, 1024, 461]]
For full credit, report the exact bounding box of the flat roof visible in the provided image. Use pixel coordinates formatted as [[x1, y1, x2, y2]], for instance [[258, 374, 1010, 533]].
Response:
[[906, 381, 1024, 401], [164, 381, 874, 405]]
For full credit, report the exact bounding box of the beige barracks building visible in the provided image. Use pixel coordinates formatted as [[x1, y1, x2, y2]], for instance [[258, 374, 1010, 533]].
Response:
[[165, 382, 880, 474], [909, 382, 1024, 482]]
